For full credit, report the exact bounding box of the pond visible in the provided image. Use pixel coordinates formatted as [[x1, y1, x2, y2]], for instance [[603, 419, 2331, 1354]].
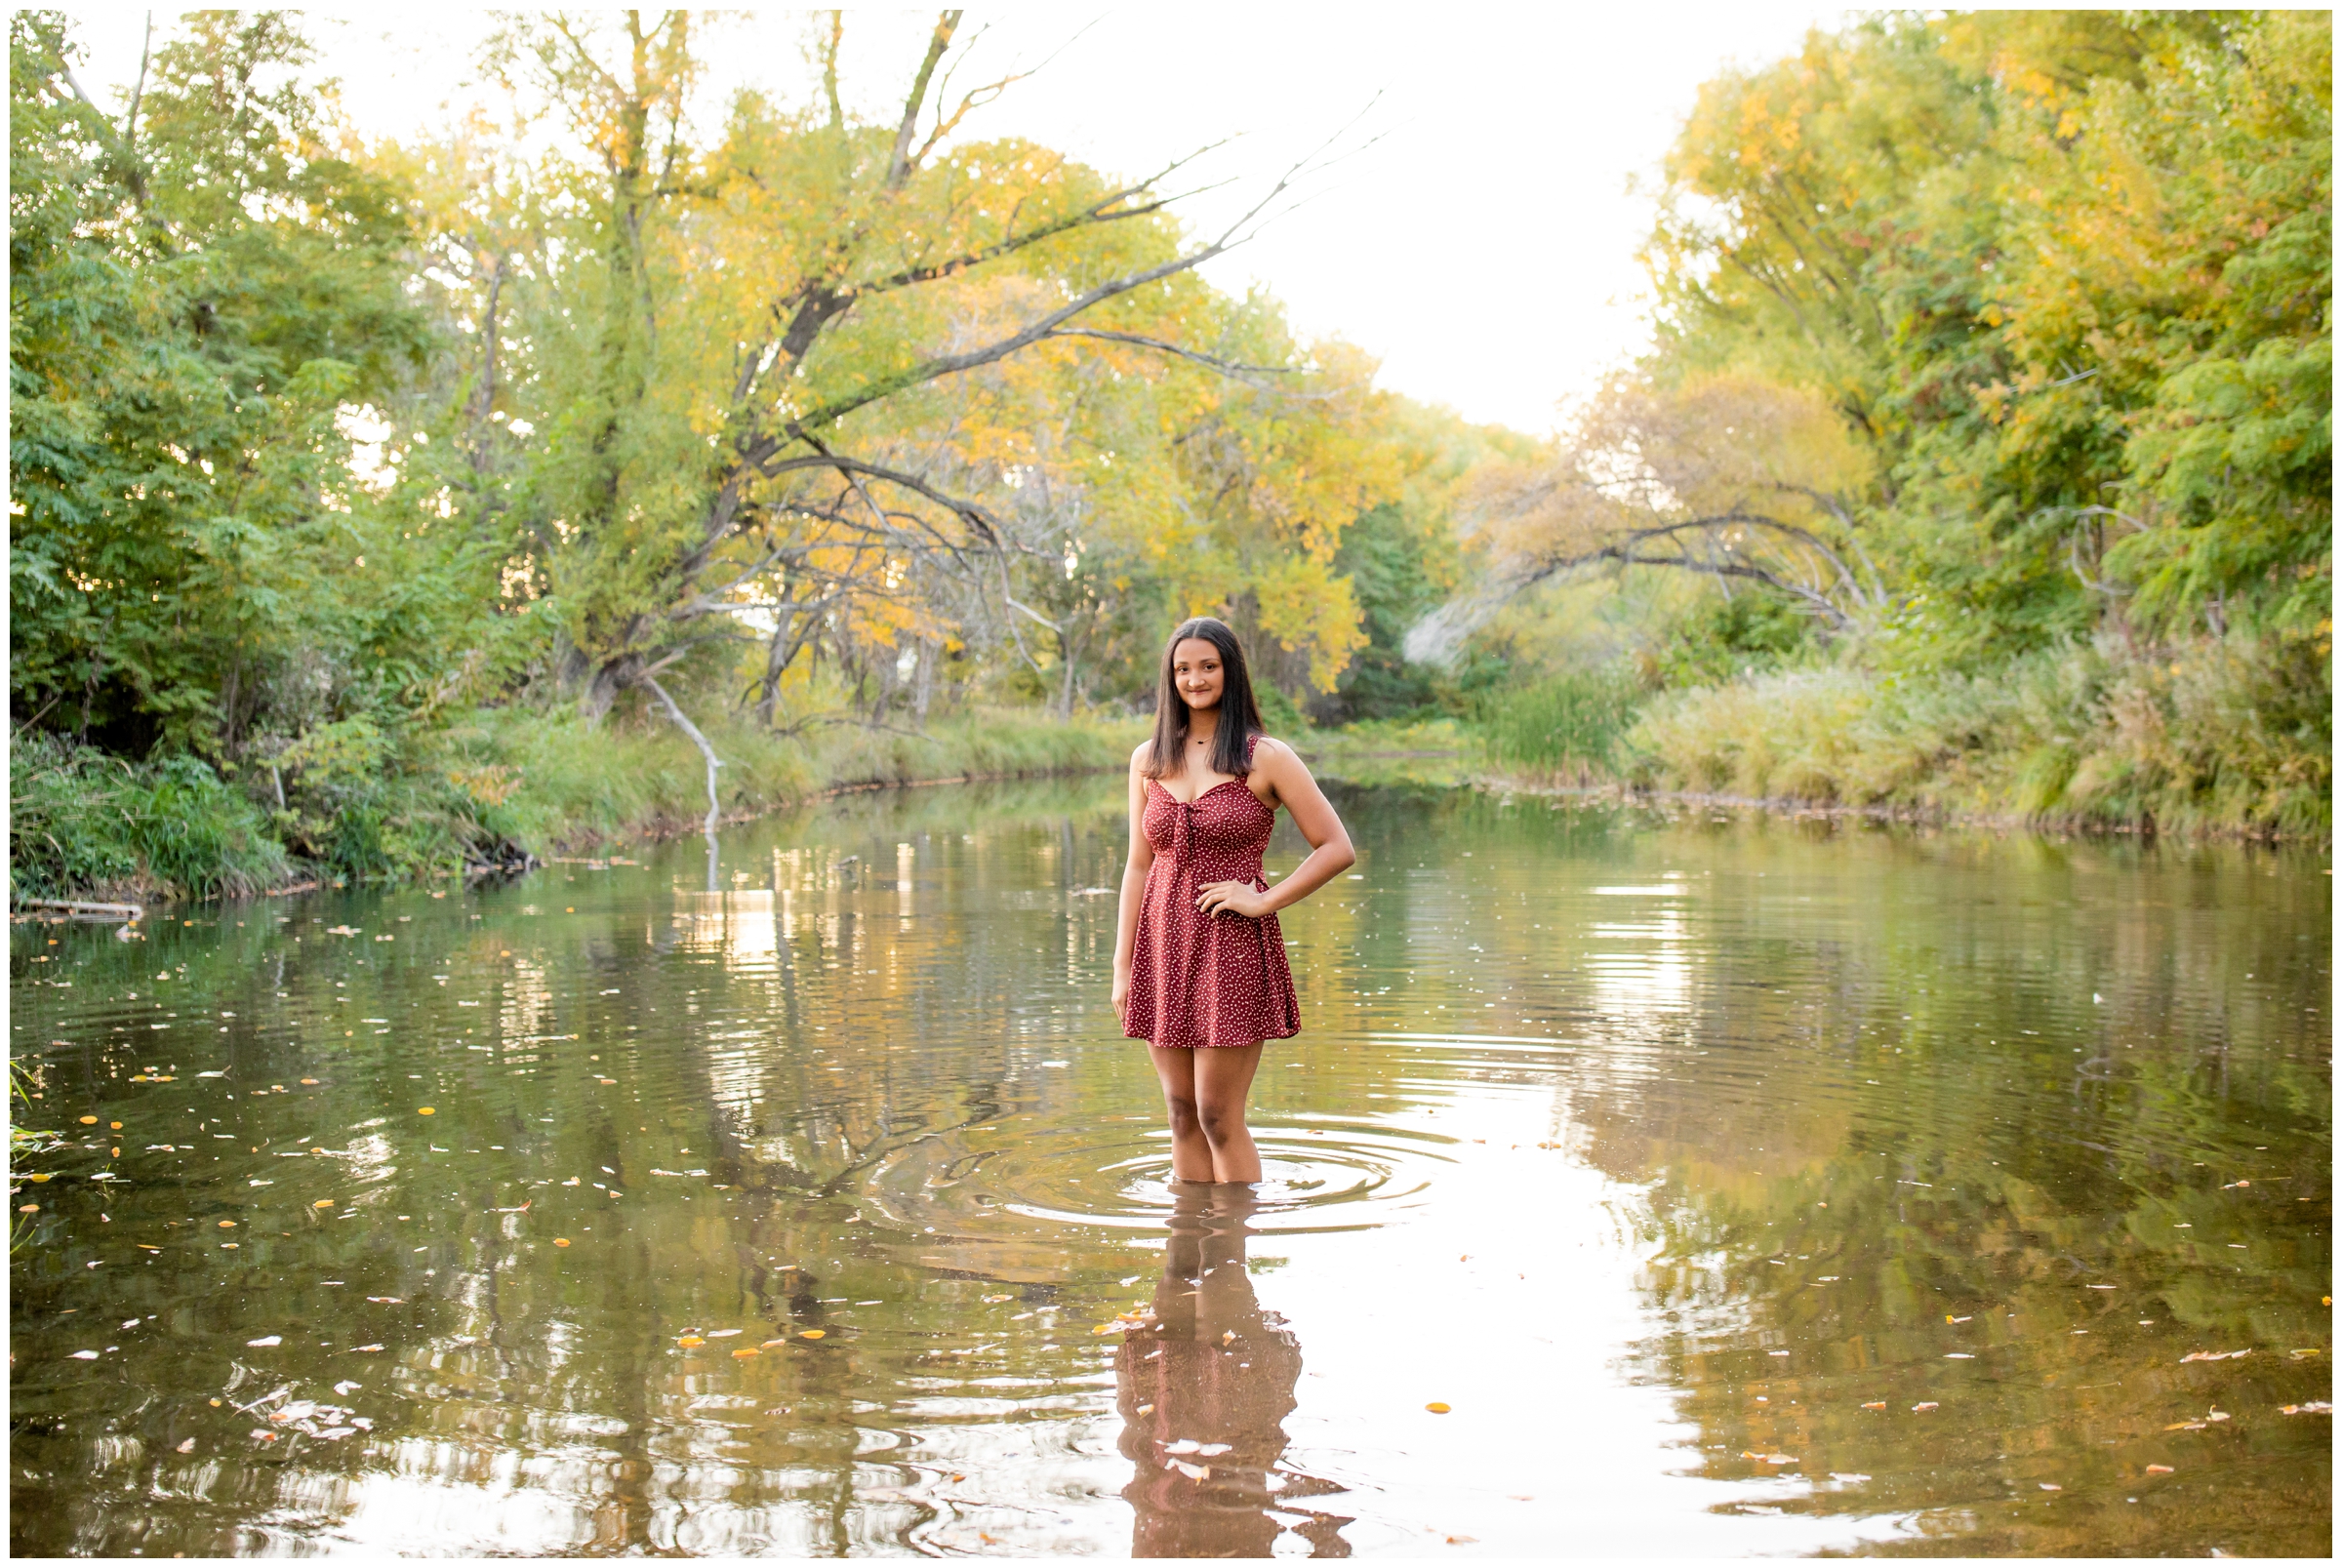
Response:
[[10, 778, 2331, 1556]]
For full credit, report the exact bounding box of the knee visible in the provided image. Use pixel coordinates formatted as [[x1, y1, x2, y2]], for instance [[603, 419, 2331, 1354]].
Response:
[[1196, 1099, 1244, 1145], [1163, 1093, 1200, 1137]]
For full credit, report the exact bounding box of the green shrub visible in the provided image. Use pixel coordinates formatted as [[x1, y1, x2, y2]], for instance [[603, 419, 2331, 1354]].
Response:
[[9, 736, 293, 903]]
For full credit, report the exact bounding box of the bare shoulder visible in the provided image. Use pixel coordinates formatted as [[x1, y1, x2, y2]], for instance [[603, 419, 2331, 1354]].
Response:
[[1128, 739, 1153, 771], [1249, 735, 1311, 779]]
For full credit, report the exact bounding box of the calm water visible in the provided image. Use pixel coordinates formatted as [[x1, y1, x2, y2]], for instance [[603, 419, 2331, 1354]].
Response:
[[10, 780, 2331, 1556]]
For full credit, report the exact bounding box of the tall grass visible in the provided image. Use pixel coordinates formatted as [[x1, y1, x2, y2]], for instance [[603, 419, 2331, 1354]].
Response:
[[10, 734, 296, 903], [1474, 666, 1644, 782], [1622, 631, 2329, 838]]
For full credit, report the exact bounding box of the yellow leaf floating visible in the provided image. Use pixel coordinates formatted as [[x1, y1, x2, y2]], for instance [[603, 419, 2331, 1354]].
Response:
[[417, 1107, 435, 1116], [1425, 1402, 1451, 1414], [313, 1200, 335, 1209], [78, 1116, 97, 1125], [732, 1347, 759, 1358], [676, 1336, 705, 1347], [799, 1329, 826, 1340]]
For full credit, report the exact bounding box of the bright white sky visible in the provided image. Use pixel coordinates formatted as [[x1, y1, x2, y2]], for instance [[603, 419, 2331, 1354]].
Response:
[[65, 4, 1843, 435]]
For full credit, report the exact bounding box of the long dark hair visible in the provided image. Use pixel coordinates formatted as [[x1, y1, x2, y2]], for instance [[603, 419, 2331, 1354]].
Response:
[[1144, 617, 1266, 780]]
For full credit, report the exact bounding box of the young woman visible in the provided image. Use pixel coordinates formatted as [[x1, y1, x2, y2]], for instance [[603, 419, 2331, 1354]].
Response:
[[1113, 617, 1355, 1185]]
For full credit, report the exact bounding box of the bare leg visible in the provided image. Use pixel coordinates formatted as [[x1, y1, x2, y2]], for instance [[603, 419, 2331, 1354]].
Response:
[[1148, 1046, 1217, 1182], [1192, 1044, 1265, 1184]]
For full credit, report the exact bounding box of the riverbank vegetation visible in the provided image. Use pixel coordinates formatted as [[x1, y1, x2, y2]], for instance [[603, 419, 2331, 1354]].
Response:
[[8, 11, 2328, 905], [1433, 11, 2330, 839]]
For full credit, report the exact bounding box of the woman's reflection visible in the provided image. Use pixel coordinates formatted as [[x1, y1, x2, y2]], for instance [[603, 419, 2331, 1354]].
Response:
[[1114, 1183, 1351, 1557]]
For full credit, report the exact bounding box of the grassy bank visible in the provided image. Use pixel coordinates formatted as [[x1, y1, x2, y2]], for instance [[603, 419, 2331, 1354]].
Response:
[[1465, 632, 2330, 843], [9, 707, 1142, 906]]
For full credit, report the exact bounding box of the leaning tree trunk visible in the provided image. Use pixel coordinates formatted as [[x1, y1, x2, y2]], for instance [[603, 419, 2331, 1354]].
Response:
[[641, 675, 723, 842]]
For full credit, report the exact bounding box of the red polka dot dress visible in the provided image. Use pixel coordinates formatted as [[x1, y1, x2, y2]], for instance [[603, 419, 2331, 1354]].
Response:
[[1120, 736, 1302, 1050]]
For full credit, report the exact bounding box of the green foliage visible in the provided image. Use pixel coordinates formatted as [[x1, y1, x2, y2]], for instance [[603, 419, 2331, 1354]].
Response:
[[1648, 10, 2330, 657], [9, 732, 293, 901], [1654, 590, 1816, 690], [1312, 503, 1448, 721], [1474, 665, 1644, 781], [1446, 8, 2331, 838]]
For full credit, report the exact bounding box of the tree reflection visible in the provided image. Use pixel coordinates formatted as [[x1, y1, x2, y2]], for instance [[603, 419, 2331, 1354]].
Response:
[[1115, 1183, 1352, 1558]]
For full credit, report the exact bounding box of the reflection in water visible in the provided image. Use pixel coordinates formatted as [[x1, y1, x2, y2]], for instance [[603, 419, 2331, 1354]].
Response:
[[1115, 1185, 1349, 1557], [7, 779, 2328, 1556]]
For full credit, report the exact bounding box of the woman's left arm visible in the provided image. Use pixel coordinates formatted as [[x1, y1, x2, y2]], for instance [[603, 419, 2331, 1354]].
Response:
[[1195, 739, 1356, 918]]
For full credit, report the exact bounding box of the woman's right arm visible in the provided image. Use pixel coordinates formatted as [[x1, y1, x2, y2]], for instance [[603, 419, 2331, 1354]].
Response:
[[1111, 745, 1154, 1012]]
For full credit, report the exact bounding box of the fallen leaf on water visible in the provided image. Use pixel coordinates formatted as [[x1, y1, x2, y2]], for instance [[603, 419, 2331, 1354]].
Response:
[[68, 1350, 99, 1360], [2208, 1409, 2231, 1422], [1167, 1459, 1210, 1480], [1829, 1472, 1871, 1483], [217, 1221, 235, 1228], [1743, 1452, 1798, 1466], [335, 1381, 361, 1394], [707, 1329, 742, 1338], [176, 1438, 196, 1453], [2039, 1482, 2061, 1492], [2146, 1465, 2174, 1473], [799, 1329, 826, 1341], [365, 1296, 403, 1305], [417, 1107, 435, 1116], [1861, 1401, 1886, 1410], [1946, 1352, 1976, 1359], [1425, 1402, 1451, 1414], [78, 1116, 97, 1125], [1135, 1403, 1154, 1416], [1445, 1536, 1477, 1545], [982, 1294, 1011, 1304], [1220, 1330, 1235, 1346], [553, 1238, 571, 1248], [19, 1205, 36, 1214], [109, 1121, 122, 1130], [1913, 1402, 1938, 1412], [301, 1079, 317, 1085], [2163, 1420, 2208, 1430], [352, 1344, 384, 1352], [732, 1347, 759, 1358], [2222, 1180, 2250, 1188], [209, 1398, 222, 1407], [312, 1200, 335, 1209], [676, 1335, 706, 1347], [2179, 1348, 2250, 1362], [247, 1336, 281, 1347], [2281, 1401, 2332, 1416]]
